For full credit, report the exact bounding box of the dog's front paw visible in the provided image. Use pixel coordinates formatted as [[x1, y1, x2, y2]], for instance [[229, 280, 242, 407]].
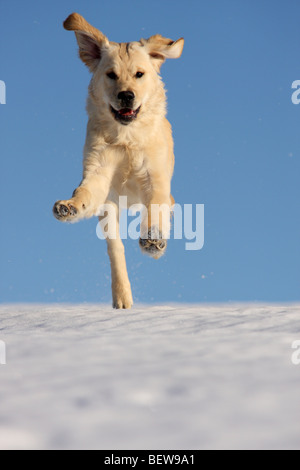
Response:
[[139, 227, 167, 260], [53, 200, 80, 222]]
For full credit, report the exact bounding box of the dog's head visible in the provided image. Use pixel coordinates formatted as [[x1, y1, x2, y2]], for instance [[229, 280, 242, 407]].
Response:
[[63, 13, 184, 126]]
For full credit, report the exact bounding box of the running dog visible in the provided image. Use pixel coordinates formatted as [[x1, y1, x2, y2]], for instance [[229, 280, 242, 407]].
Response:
[[53, 13, 184, 308]]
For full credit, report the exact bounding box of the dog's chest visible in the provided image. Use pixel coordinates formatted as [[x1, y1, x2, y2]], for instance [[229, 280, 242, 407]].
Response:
[[121, 146, 146, 176]]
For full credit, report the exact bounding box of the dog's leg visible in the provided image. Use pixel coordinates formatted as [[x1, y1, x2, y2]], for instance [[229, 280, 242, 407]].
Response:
[[139, 172, 172, 259], [53, 168, 114, 222], [99, 202, 133, 309]]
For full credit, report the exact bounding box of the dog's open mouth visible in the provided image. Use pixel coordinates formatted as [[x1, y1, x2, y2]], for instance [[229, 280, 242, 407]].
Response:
[[110, 106, 141, 125]]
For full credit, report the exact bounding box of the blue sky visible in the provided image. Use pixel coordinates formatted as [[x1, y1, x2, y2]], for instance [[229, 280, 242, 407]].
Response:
[[0, 0, 299, 304]]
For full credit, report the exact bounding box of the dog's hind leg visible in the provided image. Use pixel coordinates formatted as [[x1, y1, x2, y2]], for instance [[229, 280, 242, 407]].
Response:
[[99, 201, 133, 309]]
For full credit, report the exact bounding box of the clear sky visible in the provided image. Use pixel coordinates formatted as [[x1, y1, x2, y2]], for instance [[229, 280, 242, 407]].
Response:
[[0, 0, 299, 304]]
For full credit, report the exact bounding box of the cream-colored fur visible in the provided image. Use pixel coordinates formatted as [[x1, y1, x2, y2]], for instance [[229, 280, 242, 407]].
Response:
[[53, 13, 184, 308]]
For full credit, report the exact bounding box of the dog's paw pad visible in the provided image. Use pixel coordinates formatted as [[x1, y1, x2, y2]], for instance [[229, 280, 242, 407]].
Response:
[[68, 205, 78, 216], [139, 229, 167, 259], [53, 201, 78, 221], [59, 205, 69, 216]]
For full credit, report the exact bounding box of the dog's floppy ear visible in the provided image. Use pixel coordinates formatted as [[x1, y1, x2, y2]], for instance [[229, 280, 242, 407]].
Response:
[[141, 35, 184, 70], [63, 13, 109, 72]]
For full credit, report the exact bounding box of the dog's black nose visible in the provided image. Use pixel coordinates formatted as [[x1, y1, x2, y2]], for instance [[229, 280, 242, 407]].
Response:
[[118, 90, 135, 106]]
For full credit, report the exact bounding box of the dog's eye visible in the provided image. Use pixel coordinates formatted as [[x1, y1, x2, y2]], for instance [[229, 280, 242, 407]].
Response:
[[107, 72, 118, 80], [135, 72, 144, 79]]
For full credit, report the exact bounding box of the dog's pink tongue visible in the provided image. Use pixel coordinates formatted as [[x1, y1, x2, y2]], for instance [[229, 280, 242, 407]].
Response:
[[120, 109, 134, 116]]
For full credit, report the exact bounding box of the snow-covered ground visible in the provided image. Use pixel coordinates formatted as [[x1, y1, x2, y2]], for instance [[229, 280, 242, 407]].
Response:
[[0, 303, 299, 450]]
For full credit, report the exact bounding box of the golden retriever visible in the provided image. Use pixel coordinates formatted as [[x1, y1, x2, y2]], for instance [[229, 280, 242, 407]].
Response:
[[53, 13, 184, 308]]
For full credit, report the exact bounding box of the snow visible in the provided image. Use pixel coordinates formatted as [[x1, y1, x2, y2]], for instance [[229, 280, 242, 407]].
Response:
[[0, 303, 299, 450]]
